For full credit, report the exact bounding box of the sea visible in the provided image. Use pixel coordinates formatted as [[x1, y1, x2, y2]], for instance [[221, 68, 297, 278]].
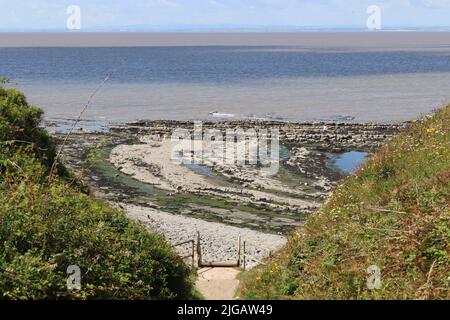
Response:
[[1, 32, 450, 125]]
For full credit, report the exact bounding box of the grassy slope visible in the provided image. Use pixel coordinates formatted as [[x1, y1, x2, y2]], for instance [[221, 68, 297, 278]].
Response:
[[240, 106, 449, 300], [0, 85, 196, 299]]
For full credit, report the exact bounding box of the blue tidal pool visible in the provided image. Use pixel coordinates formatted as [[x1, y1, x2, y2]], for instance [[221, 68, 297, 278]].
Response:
[[333, 151, 368, 173]]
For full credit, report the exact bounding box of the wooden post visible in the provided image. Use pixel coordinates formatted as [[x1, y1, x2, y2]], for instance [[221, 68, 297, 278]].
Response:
[[243, 241, 246, 271], [191, 240, 195, 267], [196, 231, 202, 268], [237, 235, 241, 267]]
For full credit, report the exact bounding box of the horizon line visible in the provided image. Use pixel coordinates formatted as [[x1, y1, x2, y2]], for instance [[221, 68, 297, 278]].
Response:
[[2, 25, 450, 33]]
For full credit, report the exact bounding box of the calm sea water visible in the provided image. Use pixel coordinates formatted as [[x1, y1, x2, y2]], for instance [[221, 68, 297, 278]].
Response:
[[1, 42, 450, 123]]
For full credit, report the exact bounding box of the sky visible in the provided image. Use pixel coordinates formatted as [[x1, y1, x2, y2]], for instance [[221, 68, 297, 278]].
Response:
[[1, 0, 450, 31]]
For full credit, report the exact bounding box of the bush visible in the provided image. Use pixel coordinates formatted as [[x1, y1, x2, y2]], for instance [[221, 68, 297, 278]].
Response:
[[0, 87, 55, 169], [0, 85, 195, 299]]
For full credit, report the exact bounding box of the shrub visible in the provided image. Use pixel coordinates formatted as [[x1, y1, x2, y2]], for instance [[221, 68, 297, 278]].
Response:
[[0, 85, 195, 299]]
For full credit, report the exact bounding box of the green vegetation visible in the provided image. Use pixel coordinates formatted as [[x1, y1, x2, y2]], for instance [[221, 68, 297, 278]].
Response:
[[240, 106, 449, 300], [0, 85, 195, 299]]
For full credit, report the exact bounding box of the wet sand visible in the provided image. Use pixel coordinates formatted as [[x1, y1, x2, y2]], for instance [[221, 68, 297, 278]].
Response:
[[2, 32, 450, 49]]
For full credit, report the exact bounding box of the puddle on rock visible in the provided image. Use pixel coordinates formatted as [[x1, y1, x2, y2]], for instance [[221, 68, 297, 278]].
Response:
[[329, 151, 368, 174], [182, 163, 216, 177]]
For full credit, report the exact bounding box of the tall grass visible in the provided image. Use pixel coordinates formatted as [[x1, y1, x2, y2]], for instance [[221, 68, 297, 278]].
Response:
[[239, 106, 449, 300]]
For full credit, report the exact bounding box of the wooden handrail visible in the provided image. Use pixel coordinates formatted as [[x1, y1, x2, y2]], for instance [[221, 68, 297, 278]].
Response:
[[173, 239, 195, 267], [242, 240, 269, 270], [174, 239, 194, 247], [196, 232, 241, 268]]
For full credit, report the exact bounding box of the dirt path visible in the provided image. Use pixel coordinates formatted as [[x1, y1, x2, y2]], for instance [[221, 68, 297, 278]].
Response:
[[195, 268, 241, 300]]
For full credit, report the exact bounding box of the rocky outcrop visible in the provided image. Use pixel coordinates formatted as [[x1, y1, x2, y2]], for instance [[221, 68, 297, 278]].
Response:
[[52, 119, 403, 235]]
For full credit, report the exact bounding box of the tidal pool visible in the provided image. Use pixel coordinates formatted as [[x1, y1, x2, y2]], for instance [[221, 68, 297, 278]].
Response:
[[183, 163, 216, 177], [331, 151, 368, 173]]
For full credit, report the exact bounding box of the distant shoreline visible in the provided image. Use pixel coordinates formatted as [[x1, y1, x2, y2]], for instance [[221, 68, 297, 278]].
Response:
[[1, 31, 450, 48]]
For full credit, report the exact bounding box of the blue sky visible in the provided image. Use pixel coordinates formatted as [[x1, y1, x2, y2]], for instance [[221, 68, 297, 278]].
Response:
[[1, 0, 450, 30]]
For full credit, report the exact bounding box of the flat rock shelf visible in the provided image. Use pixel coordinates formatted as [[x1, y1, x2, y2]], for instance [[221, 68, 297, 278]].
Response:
[[51, 119, 403, 266]]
